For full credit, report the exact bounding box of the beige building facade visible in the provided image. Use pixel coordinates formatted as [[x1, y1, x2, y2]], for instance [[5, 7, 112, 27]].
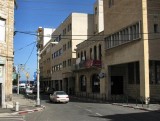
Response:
[[0, 0, 16, 108], [39, 13, 94, 93], [103, 0, 160, 103], [72, 0, 105, 98]]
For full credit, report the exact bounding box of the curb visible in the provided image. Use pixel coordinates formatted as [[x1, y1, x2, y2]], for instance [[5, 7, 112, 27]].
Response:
[[12, 105, 45, 115], [112, 103, 153, 111]]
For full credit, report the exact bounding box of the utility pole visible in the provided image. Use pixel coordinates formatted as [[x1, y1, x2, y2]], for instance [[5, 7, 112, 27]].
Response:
[[17, 64, 25, 94], [36, 43, 41, 106]]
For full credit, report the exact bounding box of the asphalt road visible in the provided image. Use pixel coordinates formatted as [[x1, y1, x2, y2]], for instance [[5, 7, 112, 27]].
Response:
[[23, 95, 160, 121]]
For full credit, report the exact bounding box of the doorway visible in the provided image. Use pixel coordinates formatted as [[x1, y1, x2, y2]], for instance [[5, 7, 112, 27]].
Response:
[[111, 76, 123, 95]]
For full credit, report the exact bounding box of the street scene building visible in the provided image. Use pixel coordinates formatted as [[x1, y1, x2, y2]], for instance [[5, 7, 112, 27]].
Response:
[[0, 0, 16, 108], [38, 0, 160, 103], [38, 27, 55, 92], [103, 0, 160, 103], [73, 0, 105, 98]]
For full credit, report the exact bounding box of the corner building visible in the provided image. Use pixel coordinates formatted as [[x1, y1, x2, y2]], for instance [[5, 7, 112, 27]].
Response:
[[103, 0, 160, 103], [0, 0, 16, 108]]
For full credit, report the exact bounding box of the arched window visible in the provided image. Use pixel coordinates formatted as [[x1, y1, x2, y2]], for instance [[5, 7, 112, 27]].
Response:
[[92, 74, 100, 93], [98, 44, 102, 60], [90, 48, 92, 59], [84, 50, 86, 60], [94, 46, 97, 60], [80, 75, 87, 92], [81, 51, 83, 61]]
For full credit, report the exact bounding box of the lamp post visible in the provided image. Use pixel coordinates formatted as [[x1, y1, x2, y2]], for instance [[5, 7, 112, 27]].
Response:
[[36, 32, 58, 106], [36, 43, 41, 106]]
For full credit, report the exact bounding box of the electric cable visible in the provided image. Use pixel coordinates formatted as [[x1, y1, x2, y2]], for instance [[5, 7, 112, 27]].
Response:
[[24, 42, 36, 65]]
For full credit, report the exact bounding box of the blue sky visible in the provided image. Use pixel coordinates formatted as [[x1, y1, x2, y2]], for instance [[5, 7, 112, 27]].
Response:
[[14, 0, 95, 80]]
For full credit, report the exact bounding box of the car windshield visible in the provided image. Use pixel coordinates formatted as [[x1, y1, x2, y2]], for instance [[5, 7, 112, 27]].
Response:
[[56, 91, 66, 95]]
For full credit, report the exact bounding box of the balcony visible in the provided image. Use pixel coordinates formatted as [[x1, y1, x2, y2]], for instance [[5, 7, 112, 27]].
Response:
[[72, 59, 102, 71]]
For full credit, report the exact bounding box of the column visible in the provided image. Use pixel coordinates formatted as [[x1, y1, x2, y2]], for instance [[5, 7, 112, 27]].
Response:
[[140, 0, 150, 104]]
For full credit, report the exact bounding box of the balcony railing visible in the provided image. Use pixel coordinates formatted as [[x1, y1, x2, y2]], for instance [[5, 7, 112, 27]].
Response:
[[72, 59, 102, 71]]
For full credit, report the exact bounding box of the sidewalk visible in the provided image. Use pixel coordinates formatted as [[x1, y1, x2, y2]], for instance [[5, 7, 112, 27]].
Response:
[[71, 96, 160, 111], [0, 93, 45, 116]]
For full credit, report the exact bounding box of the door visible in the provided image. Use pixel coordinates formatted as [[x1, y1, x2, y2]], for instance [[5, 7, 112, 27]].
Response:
[[111, 76, 123, 95]]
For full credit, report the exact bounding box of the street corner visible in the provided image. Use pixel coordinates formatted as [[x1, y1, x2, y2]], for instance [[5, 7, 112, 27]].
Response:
[[12, 105, 46, 115]]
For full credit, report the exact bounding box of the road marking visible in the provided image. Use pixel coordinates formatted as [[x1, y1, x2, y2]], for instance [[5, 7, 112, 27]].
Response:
[[96, 113, 103, 116], [74, 105, 82, 108], [85, 109, 92, 113]]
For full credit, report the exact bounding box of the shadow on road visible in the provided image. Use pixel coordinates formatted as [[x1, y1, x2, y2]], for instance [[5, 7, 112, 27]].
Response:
[[88, 110, 160, 121]]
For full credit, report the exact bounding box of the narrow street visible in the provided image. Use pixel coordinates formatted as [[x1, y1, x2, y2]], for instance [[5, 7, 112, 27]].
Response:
[[23, 94, 160, 121]]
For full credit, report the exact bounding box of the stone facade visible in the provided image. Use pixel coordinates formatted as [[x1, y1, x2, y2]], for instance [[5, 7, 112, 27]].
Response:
[[103, 0, 160, 102], [0, 0, 15, 108]]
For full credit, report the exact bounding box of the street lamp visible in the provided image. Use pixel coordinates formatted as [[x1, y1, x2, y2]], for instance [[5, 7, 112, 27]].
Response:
[[36, 37, 58, 106]]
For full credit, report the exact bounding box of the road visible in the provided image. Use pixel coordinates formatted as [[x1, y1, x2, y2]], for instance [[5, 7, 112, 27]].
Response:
[[23, 94, 160, 121]]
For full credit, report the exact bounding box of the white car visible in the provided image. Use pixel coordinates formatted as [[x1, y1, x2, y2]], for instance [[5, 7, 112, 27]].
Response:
[[49, 91, 69, 103], [25, 87, 33, 94]]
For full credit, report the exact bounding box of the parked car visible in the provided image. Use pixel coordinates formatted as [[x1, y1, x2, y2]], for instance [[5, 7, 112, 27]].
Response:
[[25, 87, 33, 94], [49, 91, 69, 103], [12, 85, 17, 93]]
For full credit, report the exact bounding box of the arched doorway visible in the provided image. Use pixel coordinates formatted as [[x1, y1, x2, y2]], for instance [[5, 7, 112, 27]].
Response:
[[79, 75, 87, 92], [91, 74, 100, 93]]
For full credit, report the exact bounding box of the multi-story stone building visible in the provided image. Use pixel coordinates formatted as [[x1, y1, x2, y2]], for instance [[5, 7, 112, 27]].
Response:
[[0, 0, 16, 108], [103, 0, 160, 103], [50, 13, 94, 93], [72, 0, 105, 97]]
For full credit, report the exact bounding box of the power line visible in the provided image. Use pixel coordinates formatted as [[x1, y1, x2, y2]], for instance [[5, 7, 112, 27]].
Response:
[[15, 30, 160, 38], [14, 41, 36, 52], [24, 42, 36, 65]]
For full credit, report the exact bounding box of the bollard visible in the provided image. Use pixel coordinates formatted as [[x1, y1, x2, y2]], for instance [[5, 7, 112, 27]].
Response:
[[15, 102, 19, 111]]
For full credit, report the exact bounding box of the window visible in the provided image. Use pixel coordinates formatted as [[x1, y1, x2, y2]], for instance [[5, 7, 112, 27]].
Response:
[[90, 48, 92, 59], [98, 44, 102, 60], [63, 61, 66, 68], [81, 51, 83, 61], [0, 19, 6, 42], [95, 7, 97, 15], [84, 51, 86, 61], [108, 0, 114, 8], [80, 75, 87, 92], [128, 63, 135, 84], [68, 59, 72, 66], [105, 21, 141, 49], [63, 28, 66, 35], [154, 24, 158, 33], [94, 46, 97, 60], [92, 74, 100, 93], [150, 61, 160, 84], [68, 41, 72, 49], [63, 44, 66, 51], [77, 53, 80, 58], [128, 62, 140, 84]]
